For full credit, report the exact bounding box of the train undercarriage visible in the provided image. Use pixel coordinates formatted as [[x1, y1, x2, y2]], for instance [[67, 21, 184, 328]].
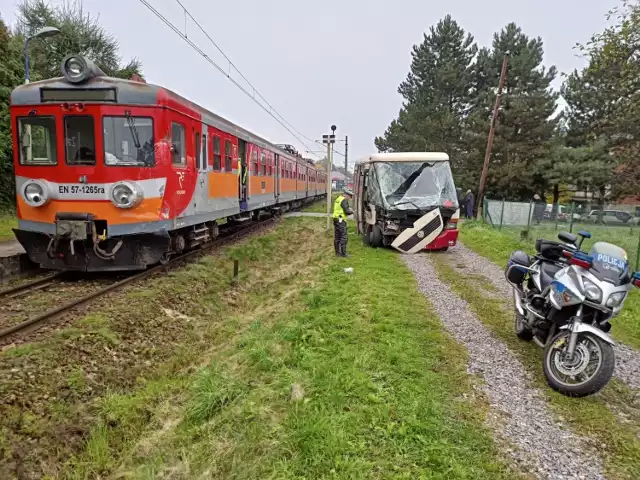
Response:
[[14, 197, 320, 272]]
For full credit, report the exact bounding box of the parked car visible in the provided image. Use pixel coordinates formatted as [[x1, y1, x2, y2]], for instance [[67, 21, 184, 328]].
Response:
[[587, 210, 636, 225]]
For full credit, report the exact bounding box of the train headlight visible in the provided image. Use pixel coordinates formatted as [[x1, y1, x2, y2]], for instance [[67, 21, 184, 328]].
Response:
[[110, 181, 143, 209], [22, 179, 50, 207], [61, 55, 88, 83]]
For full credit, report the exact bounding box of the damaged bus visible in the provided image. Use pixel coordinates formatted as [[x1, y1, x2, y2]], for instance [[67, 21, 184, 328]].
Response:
[[353, 152, 460, 254]]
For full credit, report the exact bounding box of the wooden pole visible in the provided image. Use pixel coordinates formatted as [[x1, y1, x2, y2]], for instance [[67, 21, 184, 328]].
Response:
[[476, 52, 509, 220]]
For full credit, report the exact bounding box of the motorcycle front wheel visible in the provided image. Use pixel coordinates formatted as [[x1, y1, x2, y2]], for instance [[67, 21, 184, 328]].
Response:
[[543, 331, 615, 397]]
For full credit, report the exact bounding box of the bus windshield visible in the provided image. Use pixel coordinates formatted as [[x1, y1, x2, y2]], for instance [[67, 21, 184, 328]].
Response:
[[374, 161, 458, 210]]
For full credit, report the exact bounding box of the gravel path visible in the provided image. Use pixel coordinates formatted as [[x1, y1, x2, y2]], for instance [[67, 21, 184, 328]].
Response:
[[452, 243, 640, 390], [403, 253, 605, 480]]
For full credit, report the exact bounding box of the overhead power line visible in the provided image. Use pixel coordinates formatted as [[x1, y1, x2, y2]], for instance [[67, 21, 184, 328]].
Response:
[[137, 0, 324, 159]]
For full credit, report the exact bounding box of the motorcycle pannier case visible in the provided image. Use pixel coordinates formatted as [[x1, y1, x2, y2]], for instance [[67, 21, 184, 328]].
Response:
[[506, 250, 531, 284]]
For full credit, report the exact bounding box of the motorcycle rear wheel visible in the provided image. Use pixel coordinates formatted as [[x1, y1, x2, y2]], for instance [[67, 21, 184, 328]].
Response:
[[543, 331, 615, 397]]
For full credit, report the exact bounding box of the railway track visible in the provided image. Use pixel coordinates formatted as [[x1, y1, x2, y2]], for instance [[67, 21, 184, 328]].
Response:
[[0, 273, 64, 300], [0, 217, 277, 344]]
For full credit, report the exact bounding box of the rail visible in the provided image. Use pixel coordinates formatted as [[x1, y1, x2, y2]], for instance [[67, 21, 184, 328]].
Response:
[[0, 217, 277, 343]]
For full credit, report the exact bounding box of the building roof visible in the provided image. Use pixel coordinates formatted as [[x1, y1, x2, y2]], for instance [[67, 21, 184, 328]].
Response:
[[331, 171, 347, 181]]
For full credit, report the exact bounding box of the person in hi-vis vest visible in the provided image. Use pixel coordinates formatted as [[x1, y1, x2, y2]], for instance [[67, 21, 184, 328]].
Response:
[[332, 189, 354, 257]]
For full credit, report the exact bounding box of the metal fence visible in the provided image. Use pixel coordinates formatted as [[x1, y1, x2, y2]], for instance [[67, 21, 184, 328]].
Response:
[[483, 198, 640, 270]]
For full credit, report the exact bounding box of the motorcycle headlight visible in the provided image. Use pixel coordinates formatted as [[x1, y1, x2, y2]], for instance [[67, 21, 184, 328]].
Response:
[[583, 278, 603, 303], [110, 181, 142, 209], [22, 180, 50, 207], [606, 291, 627, 308]]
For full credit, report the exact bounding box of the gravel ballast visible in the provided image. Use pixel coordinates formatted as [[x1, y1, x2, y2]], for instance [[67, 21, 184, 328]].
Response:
[[452, 243, 640, 390], [403, 253, 605, 480]]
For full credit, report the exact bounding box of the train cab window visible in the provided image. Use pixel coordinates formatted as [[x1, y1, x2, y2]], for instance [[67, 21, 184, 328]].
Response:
[[225, 140, 232, 171], [103, 116, 154, 166], [65, 116, 96, 165], [17, 116, 57, 165], [212, 136, 221, 170], [171, 122, 186, 165]]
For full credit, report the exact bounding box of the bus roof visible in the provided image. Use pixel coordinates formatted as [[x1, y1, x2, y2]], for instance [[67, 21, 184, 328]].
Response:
[[358, 152, 450, 164]]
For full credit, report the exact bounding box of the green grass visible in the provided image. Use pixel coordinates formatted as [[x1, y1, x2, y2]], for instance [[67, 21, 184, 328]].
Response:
[[0, 214, 17, 241], [460, 220, 640, 349], [66, 220, 519, 479], [303, 193, 339, 213], [431, 253, 640, 479]]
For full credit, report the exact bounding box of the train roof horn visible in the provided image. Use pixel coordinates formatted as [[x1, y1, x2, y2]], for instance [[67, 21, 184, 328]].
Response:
[[61, 54, 106, 84]]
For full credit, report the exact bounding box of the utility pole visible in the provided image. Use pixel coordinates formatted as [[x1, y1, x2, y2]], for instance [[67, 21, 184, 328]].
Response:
[[476, 51, 509, 220], [322, 125, 337, 229], [344, 136, 348, 176]]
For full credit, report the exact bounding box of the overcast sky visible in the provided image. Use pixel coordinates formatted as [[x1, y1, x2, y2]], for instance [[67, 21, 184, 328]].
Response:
[[1, 0, 615, 169]]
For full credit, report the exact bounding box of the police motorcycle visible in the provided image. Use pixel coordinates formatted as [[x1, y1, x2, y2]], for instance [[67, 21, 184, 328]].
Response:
[[505, 230, 640, 397]]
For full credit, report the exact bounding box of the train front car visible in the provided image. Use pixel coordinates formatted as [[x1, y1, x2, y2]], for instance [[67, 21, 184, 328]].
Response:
[[11, 55, 173, 271]]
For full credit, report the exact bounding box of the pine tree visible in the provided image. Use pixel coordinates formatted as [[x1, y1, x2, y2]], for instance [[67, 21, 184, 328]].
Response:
[[0, 15, 24, 209], [374, 15, 477, 169], [464, 23, 559, 201]]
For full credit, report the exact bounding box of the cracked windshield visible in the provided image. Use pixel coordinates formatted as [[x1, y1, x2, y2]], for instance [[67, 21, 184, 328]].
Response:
[[376, 161, 458, 209]]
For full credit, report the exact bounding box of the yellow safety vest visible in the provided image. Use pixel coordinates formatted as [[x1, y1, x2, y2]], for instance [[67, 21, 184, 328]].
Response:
[[333, 195, 346, 220]]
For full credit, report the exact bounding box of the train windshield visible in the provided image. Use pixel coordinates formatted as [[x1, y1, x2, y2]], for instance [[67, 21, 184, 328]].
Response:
[[375, 161, 458, 210], [65, 116, 96, 165], [103, 116, 155, 166], [17, 116, 58, 165]]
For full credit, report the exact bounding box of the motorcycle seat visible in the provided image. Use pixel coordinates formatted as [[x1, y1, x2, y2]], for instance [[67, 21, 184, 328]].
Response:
[[540, 262, 562, 289]]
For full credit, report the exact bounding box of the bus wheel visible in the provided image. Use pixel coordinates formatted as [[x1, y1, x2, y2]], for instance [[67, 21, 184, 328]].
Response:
[[369, 225, 383, 247]]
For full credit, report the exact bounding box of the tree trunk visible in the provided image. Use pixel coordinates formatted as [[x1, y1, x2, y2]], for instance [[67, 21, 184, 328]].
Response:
[[551, 184, 560, 221]]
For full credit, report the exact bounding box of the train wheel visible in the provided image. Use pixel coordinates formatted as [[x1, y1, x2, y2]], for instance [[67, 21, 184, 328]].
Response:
[[210, 222, 219, 240], [173, 234, 186, 254]]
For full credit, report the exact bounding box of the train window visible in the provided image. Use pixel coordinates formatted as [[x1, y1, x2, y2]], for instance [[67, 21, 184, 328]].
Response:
[[17, 116, 57, 165], [225, 140, 232, 171], [202, 134, 207, 169], [261, 153, 266, 176], [171, 122, 186, 165], [65, 116, 96, 165], [212, 136, 221, 170], [103, 116, 154, 166], [253, 151, 259, 175], [195, 132, 201, 170]]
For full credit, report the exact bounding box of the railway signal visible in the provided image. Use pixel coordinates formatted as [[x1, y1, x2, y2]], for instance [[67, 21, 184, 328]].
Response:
[[323, 126, 337, 229]]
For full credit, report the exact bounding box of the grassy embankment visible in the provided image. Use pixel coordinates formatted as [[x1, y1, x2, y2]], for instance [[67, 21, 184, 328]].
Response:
[[0, 213, 16, 241], [24, 218, 521, 479], [436, 221, 640, 479]]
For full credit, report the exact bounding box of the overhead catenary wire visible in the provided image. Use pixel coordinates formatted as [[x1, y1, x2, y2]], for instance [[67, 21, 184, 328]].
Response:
[[137, 0, 324, 159], [173, 0, 348, 159]]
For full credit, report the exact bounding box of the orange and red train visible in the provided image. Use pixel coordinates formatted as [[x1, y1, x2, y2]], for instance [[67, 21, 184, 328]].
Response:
[[10, 54, 326, 271]]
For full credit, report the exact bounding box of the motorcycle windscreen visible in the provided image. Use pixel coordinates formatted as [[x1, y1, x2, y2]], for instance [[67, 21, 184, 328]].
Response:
[[391, 208, 443, 254]]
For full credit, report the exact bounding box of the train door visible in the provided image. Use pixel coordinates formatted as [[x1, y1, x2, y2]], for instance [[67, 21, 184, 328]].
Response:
[[274, 154, 280, 200], [238, 139, 248, 210], [194, 125, 210, 213]]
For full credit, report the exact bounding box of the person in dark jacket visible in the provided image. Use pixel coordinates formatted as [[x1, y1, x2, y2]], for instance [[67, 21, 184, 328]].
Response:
[[464, 189, 475, 219], [332, 189, 354, 257], [532, 194, 546, 225]]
